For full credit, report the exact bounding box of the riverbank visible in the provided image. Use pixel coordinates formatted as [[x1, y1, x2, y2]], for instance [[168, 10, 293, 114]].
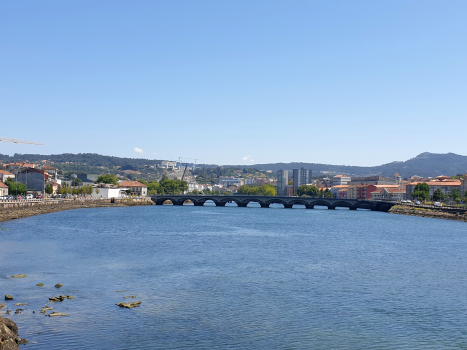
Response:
[[0, 198, 154, 223], [389, 205, 467, 222]]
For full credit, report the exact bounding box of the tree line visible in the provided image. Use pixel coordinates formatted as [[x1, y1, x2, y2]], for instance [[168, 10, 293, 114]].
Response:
[[296, 185, 334, 198], [411, 183, 467, 202]]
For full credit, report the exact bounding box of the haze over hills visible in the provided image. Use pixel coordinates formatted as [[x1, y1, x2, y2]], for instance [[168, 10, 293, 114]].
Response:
[[1, 152, 466, 178], [237, 152, 467, 178]]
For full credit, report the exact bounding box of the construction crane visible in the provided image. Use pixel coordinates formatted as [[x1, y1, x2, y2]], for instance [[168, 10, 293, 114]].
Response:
[[178, 157, 198, 170], [0, 137, 43, 145], [181, 165, 188, 181], [0, 137, 43, 157]]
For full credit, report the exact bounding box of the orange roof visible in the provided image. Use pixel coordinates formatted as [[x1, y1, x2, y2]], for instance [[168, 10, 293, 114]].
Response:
[[333, 175, 348, 177], [0, 170, 14, 175], [0, 182, 8, 188], [410, 180, 461, 186], [331, 185, 348, 188], [118, 181, 147, 188]]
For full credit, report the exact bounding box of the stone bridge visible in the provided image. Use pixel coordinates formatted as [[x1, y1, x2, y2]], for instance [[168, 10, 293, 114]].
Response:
[[151, 195, 395, 212]]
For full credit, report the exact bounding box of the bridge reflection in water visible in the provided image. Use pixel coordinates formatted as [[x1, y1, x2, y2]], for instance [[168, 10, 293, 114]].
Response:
[[151, 195, 395, 212]]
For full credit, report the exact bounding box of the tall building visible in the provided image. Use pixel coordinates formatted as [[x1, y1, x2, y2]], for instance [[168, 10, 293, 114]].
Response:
[[277, 170, 289, 196], [293, 168, 312, 194]]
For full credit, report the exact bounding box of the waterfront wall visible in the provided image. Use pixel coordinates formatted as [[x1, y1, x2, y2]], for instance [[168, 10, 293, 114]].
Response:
[[0, 198, 153, 223]]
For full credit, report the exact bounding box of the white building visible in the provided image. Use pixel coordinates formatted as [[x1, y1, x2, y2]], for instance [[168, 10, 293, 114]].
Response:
[[91, 185, 126, 199], [218, 177, 245, 187], [332, 175, 351, 186]]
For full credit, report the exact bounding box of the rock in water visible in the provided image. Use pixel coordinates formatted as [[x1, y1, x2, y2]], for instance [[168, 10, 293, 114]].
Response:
[[4, 295, 13, 300], [48, 296, 67, 302], [123, 296, 136, 299], [116, 301, 141, 308], [36, 283, 44, 287], [13, 303, 27, 306], [11, 274, 26, 278], [54, 284, 63, 288], [0, 316, 24, 350], [48, 312, 68, 317]]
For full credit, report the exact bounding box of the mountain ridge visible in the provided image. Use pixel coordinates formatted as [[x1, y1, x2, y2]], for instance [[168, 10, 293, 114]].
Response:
[[1, 152, 466, 178]]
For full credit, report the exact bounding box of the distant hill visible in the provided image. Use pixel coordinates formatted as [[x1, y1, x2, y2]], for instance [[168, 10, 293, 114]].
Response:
[[0, 153, 158, 168], [1, 152, 466, 178], [230, 152, 467, 178]]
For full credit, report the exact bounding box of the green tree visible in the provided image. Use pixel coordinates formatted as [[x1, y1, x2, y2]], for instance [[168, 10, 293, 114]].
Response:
[[411, 183, 430, 200], [451, 189, 461, 202], [96, 174, 119, 185], [296, 185, 319, 197], [146, 181, 162, 195], [45, 184, 53, 195], [323, 189, 334, 198], [5, 178, 27, 195], [71, 178, 83, 186], [258, 184, 276, 196], [159, 176, 188, 194], [433, 188, 444, 201]]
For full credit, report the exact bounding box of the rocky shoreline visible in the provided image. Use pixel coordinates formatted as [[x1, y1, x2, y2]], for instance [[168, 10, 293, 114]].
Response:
[[389, 205, 467, 222], [0, 315, 24, 350], [0, 199, 154, 223]]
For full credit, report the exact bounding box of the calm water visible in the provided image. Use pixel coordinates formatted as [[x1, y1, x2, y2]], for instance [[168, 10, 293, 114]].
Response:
[[1, 204, 467, 349]]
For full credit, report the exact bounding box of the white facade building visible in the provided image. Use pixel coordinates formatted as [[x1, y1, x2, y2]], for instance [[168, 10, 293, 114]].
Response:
[[332, 175, 351, 186], [91, 187, 125, 199]]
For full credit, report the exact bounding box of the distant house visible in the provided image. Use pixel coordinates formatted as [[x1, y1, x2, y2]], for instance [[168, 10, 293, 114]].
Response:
[[332, 175, 351, 186], [2, 162, 35, 175], [17, 168, 48, 191], [370, 187, 406, 201], [77, 174, 98, 183], [0, 182, 8, 196], [118, 181, 148, 196], [42, 165, 58, 181], [0, 170, 15, 182], [91, 184, 126, 199], [406, 179, 462, 198]]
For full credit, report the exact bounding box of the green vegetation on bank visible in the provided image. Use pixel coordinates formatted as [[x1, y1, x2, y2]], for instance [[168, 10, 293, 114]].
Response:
[[96, 174, 119, 185], [237, 184, 277, 196], [411, 183, 430, 200], [5, 178, 27, 195], [296, 185, 333, 198], [138, 176, 188, 195]]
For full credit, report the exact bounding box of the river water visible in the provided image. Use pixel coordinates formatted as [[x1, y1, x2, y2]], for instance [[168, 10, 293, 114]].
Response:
[[1, 204, 467, 349]]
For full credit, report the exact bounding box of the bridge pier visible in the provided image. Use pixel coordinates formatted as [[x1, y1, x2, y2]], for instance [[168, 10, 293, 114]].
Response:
[[349, 206, 357, 210], [215, 202, 226, 207], [284, 204, 293, 209], [327, 205, 336, 210], [260, 203, 269, 208], [237, 203, 248, 207], [306, 205, 314, 209], [193, 202, 204, 206]]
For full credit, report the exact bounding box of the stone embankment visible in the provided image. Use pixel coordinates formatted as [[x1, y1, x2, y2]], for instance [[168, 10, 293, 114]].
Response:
[[389, 205, 467, 222], [0, 198, 153, 223]]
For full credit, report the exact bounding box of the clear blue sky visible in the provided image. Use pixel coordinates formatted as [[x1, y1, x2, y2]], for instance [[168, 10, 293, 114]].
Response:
[[1, 0, 466, 166]]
